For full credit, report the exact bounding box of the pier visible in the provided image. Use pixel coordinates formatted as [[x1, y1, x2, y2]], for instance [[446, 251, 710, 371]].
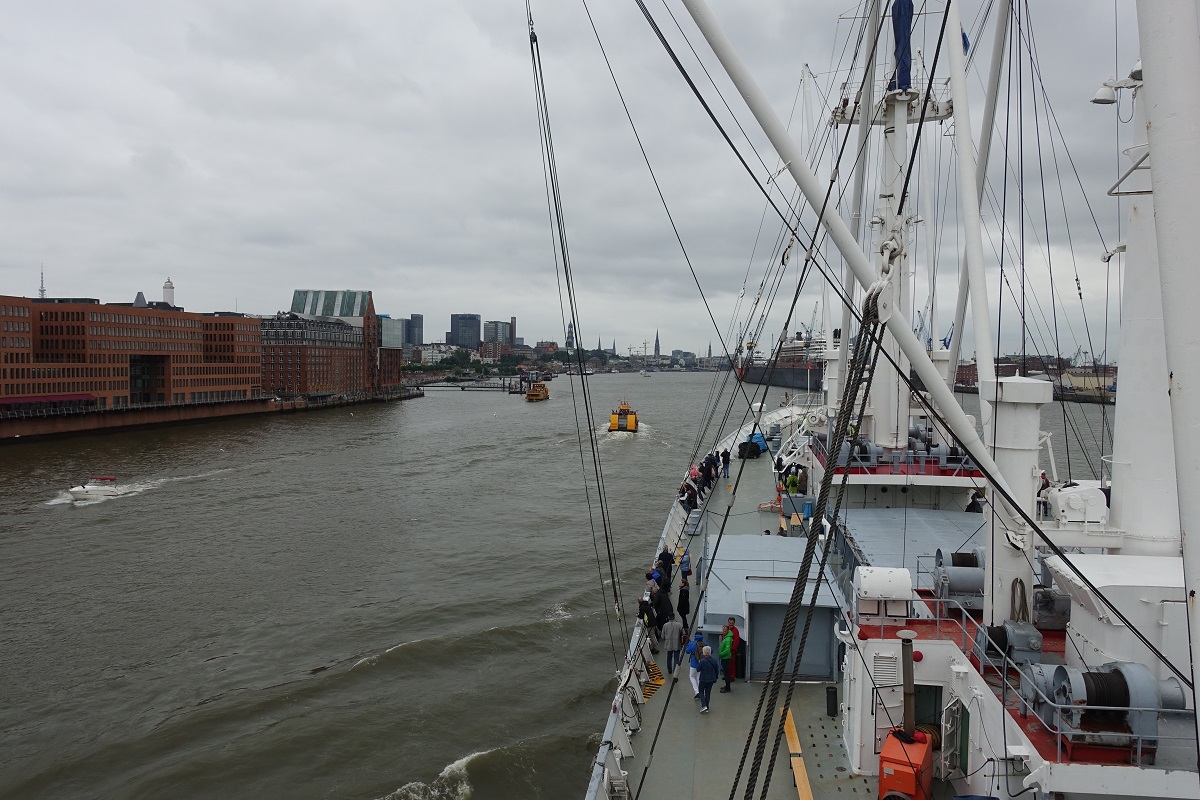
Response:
[[416, 378, 520, 391]]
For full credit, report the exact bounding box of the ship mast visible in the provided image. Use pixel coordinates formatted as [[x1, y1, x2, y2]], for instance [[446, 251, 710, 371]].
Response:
[[861, 7, 919, 451], [1135, 0, 1200, 748], [829, 0, 881, 419]]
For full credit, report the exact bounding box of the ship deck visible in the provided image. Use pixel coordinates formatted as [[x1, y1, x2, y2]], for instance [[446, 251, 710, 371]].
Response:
[[629, 451, 877, 798], [627, 672, 873, 799]]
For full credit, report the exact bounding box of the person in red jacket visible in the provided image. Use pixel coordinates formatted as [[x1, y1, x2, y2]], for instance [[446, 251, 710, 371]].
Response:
[[726, 616, 741, 682]]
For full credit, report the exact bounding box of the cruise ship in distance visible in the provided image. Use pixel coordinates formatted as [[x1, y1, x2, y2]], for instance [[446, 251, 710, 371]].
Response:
[[736, 332, 826, 391]]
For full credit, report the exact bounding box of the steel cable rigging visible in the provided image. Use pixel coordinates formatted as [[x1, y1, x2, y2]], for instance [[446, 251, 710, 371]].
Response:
[[526, 4, 628, 667], [631, 2, 1194, 792]]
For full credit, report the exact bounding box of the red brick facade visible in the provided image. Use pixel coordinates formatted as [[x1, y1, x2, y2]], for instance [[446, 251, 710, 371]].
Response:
[[0, 295, 261, 412]]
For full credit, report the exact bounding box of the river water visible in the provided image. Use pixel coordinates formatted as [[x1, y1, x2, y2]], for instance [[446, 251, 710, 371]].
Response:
[[0, 373, 1111, 799]]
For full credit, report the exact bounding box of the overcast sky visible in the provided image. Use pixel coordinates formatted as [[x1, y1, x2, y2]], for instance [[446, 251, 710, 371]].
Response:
[[0, 1, 1140, 360]]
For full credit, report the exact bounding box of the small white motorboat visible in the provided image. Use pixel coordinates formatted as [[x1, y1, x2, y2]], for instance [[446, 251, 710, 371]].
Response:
[[68, 475, 126, 500]]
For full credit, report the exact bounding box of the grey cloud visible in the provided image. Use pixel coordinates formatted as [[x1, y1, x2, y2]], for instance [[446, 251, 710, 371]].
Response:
[[0, 0, 1144, 358]]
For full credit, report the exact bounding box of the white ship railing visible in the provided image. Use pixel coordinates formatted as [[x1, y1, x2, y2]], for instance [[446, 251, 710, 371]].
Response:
[[585, 495, 691, 800]]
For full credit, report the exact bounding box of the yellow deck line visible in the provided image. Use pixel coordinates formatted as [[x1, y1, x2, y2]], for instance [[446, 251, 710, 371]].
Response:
[[780, 708, 815, 800]]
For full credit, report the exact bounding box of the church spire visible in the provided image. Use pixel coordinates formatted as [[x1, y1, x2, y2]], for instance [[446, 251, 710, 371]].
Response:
[[654, 329, 660, 358]]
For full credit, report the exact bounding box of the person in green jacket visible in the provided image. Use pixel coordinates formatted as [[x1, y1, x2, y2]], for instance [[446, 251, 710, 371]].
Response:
[[718, 624, 734, 693]]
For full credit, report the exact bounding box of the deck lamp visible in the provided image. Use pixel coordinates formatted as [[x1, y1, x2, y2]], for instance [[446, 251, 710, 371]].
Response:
[[1092, 71, 1142, 105], [1091, 84, 1117, 105]]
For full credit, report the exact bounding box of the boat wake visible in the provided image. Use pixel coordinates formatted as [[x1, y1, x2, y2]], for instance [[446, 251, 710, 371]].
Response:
[[542, 603, 571, 623], [348, 601, 602, 676], [379, 749, 494, 800], [596, 423, 669, 446], [350, 637, 432, 671], [48, 468, 235, 506]]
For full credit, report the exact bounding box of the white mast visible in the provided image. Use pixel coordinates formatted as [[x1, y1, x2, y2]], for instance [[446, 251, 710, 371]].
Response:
[[866, 54, 915, 451], [946, 0, 1011, 391], [1100, 77, 1180, 557], [1135, 0, 1200, 737], [829, 0, 883, 415], [915, 51, 939, 353], [943, 0, 997, 441], [942, 0, 1040, 625]]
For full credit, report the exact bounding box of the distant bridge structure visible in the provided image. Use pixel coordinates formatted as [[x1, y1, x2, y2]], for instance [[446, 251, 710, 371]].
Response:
[[414, 378, 517, 391]]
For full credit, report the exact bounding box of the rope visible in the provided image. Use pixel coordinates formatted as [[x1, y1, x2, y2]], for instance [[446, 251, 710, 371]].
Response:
[[527, 4, 627, 666], [741, 283, 888, 800]]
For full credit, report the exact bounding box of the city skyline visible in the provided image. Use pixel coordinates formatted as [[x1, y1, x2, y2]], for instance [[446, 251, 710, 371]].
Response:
[[4, 275, 707, 358]]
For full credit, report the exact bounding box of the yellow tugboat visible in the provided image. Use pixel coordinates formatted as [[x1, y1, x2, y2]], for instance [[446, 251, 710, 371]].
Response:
[[609, 399, 638, 432], [526, 381, 550, 402]]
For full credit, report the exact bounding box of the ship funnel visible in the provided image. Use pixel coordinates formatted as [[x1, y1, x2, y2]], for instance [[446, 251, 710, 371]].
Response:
[[898, 629, 917, 735]]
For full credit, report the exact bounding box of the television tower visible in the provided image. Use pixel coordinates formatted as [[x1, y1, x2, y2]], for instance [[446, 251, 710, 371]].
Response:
[[38, 266, 46, 299]]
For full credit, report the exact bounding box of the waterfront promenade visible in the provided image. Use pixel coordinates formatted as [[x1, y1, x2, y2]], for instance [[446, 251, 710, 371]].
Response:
[[0, 386, 424, 443]]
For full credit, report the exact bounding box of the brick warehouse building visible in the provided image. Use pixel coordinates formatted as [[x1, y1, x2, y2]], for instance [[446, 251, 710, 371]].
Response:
[[289, 290, 380, 393], [284, 289, 411, 396], [0, 294, 261, 413], [261, 313, 364, 398]]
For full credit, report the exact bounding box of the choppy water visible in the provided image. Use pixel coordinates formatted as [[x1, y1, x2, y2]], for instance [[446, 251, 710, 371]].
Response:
[[0, 373, 1110, 799]]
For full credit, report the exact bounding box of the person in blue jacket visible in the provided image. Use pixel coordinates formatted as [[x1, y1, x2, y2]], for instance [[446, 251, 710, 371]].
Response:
[[684, 632, 703, 698], [697, 646, 721, 712]]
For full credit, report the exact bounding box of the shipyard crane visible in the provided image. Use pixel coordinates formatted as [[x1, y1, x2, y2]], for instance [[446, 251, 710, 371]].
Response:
[[940, 323, 954, 350]]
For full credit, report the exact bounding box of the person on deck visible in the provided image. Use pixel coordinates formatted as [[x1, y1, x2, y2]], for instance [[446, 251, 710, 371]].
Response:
[[718, 625, 734, 693], [662, 613, 683, 676], [798, 465, 809, 494], [652, 585, 673, 637], [721, 448, 731, 478], [966, 491, 984, 513], [698, 646, 721, 712], [676, 578, 691, 630], [658, 546, 674, 585], [685, 632, 704, 697], [728, 616, 743, 684], [726, 617, 741, 685], [697, 464, 711, 499], [785, 471, 800, 494], [681, 482, 698, 512], [638, 599, 659, 653], [679, 551, 692, 582]]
